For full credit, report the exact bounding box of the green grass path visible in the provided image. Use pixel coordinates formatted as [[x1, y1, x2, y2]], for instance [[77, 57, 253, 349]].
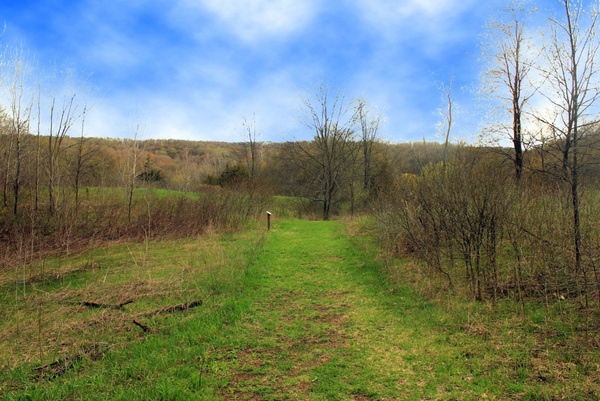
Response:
[[208, 219, 468, 400]]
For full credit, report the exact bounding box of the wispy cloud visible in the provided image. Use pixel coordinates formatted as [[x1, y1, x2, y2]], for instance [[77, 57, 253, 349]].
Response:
[[86, 65, 306, 143], [172, 0, 319, 43], [354, 0, 474, 20], [352, 0, 479, 36]]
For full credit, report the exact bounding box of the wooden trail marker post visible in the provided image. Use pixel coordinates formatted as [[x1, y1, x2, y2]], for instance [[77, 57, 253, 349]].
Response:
[[267, 211, 272, 231]]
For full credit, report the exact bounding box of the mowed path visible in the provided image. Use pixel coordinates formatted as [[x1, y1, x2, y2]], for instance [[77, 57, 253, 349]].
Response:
[[211, 219, 465, 400]]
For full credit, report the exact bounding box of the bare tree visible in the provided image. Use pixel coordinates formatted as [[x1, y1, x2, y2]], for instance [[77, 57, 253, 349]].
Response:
[[482, 1, 537, 182], [70, 105, 100, 213], [47, 93, 77, 216], [9, 55, 32, 216], [354, 98, 380, 193], [125, 124, 142, 223], [0, 47, 9, 209], [436, 77, 454, 167], [34, 85, 42, 213], [241, 114, 261, 179], [293, 85, 359, 220], [1, 111, 14, 209], [539, 0, 600, 275]]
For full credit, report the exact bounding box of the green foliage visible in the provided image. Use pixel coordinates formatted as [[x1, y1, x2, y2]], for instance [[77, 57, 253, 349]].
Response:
[[137, 154, 163, 183], [137, 169, 163, 182], [206, 164, 250, 187]]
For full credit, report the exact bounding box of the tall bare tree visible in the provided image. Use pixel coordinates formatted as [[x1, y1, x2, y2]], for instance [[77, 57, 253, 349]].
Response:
[[125, 124, 142, 223], [436, 77, 455, 167], [47, 93, 77, 216], [1, 112, 14, 209], [34, 85, 42, 213], [241, 114, 262, 179], [0, 47, 9, 208], [293, 86, 359, 220], [539, 0, 600, 274], [70, 105, 100, 212], [354, 98, 380, 193], [8, 54, 32, 216], [483, 0, 537, 182]]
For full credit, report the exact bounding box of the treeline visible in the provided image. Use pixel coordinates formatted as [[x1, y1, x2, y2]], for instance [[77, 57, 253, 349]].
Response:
[[0, 85, 450, 269], [3, 91, 600, 309], [0, 100, 271, 269]]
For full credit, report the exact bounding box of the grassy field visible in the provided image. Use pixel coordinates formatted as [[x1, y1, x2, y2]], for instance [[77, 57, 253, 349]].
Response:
[[1, 219, 599, 400]]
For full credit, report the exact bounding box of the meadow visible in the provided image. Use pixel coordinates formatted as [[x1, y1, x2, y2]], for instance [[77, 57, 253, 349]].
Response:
[[1, 217, 598, 400]]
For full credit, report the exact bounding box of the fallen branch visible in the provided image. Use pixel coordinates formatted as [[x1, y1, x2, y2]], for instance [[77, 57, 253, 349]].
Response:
[[36, 343, 109, 378], [36, 354, 82, 378], [138, 300, 203, 318], [133, 319, 150, 332], [81, 299, 134, 310], [119, 299, 134, 308]]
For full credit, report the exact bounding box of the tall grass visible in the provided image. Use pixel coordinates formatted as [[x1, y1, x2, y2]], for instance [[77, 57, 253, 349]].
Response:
[[0, 185, 268, 270], [0, 224, 265, 373]]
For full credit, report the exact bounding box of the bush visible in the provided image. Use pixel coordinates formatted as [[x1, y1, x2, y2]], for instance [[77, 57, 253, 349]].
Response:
[[374, 148, 600, 309]]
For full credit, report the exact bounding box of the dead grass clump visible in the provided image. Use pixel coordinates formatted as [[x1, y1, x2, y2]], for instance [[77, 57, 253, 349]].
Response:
[[461, 322, 490, 339]]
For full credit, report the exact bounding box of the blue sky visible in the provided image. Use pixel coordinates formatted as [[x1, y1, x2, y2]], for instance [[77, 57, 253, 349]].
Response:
[[0, 0, 566, 143]]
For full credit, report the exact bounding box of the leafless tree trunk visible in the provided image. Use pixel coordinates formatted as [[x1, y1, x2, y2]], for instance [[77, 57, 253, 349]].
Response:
[[2, 115, 14, 209], [47, 94, 77, 216], [483, 1, 537, 182], [437, 77, 454, 167], [540, 0, 600, 277], [242, 114, 261, 179], [126, 125, 142, 223], [9, 56, 32, 217], [71, 105, 98, 213], [354, 99, 380, 194], [0, 50, 9, 209], [11, 109, 24, 217], [34, 85, 41, 213]]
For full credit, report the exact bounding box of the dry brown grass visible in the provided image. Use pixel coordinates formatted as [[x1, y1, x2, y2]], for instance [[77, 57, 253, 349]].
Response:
[[0, 227, 259, 370]]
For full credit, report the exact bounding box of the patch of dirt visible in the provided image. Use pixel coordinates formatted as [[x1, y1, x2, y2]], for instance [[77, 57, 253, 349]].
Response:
[[350, 395, 375, 401], [221, 287, 355, 399]]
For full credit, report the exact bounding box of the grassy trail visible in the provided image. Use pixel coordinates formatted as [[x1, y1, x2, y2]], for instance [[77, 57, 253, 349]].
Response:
[[209, 219, 468, 400]]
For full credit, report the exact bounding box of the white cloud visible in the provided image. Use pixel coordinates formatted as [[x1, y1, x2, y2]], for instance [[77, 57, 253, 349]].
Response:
[[174, 0, 319, 43], [351, 0, 480, 43], [356, 0, 472, 19], [86, 30, 146, 71], [86, 101, 129, 138], [84, 66, 306, 143]]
